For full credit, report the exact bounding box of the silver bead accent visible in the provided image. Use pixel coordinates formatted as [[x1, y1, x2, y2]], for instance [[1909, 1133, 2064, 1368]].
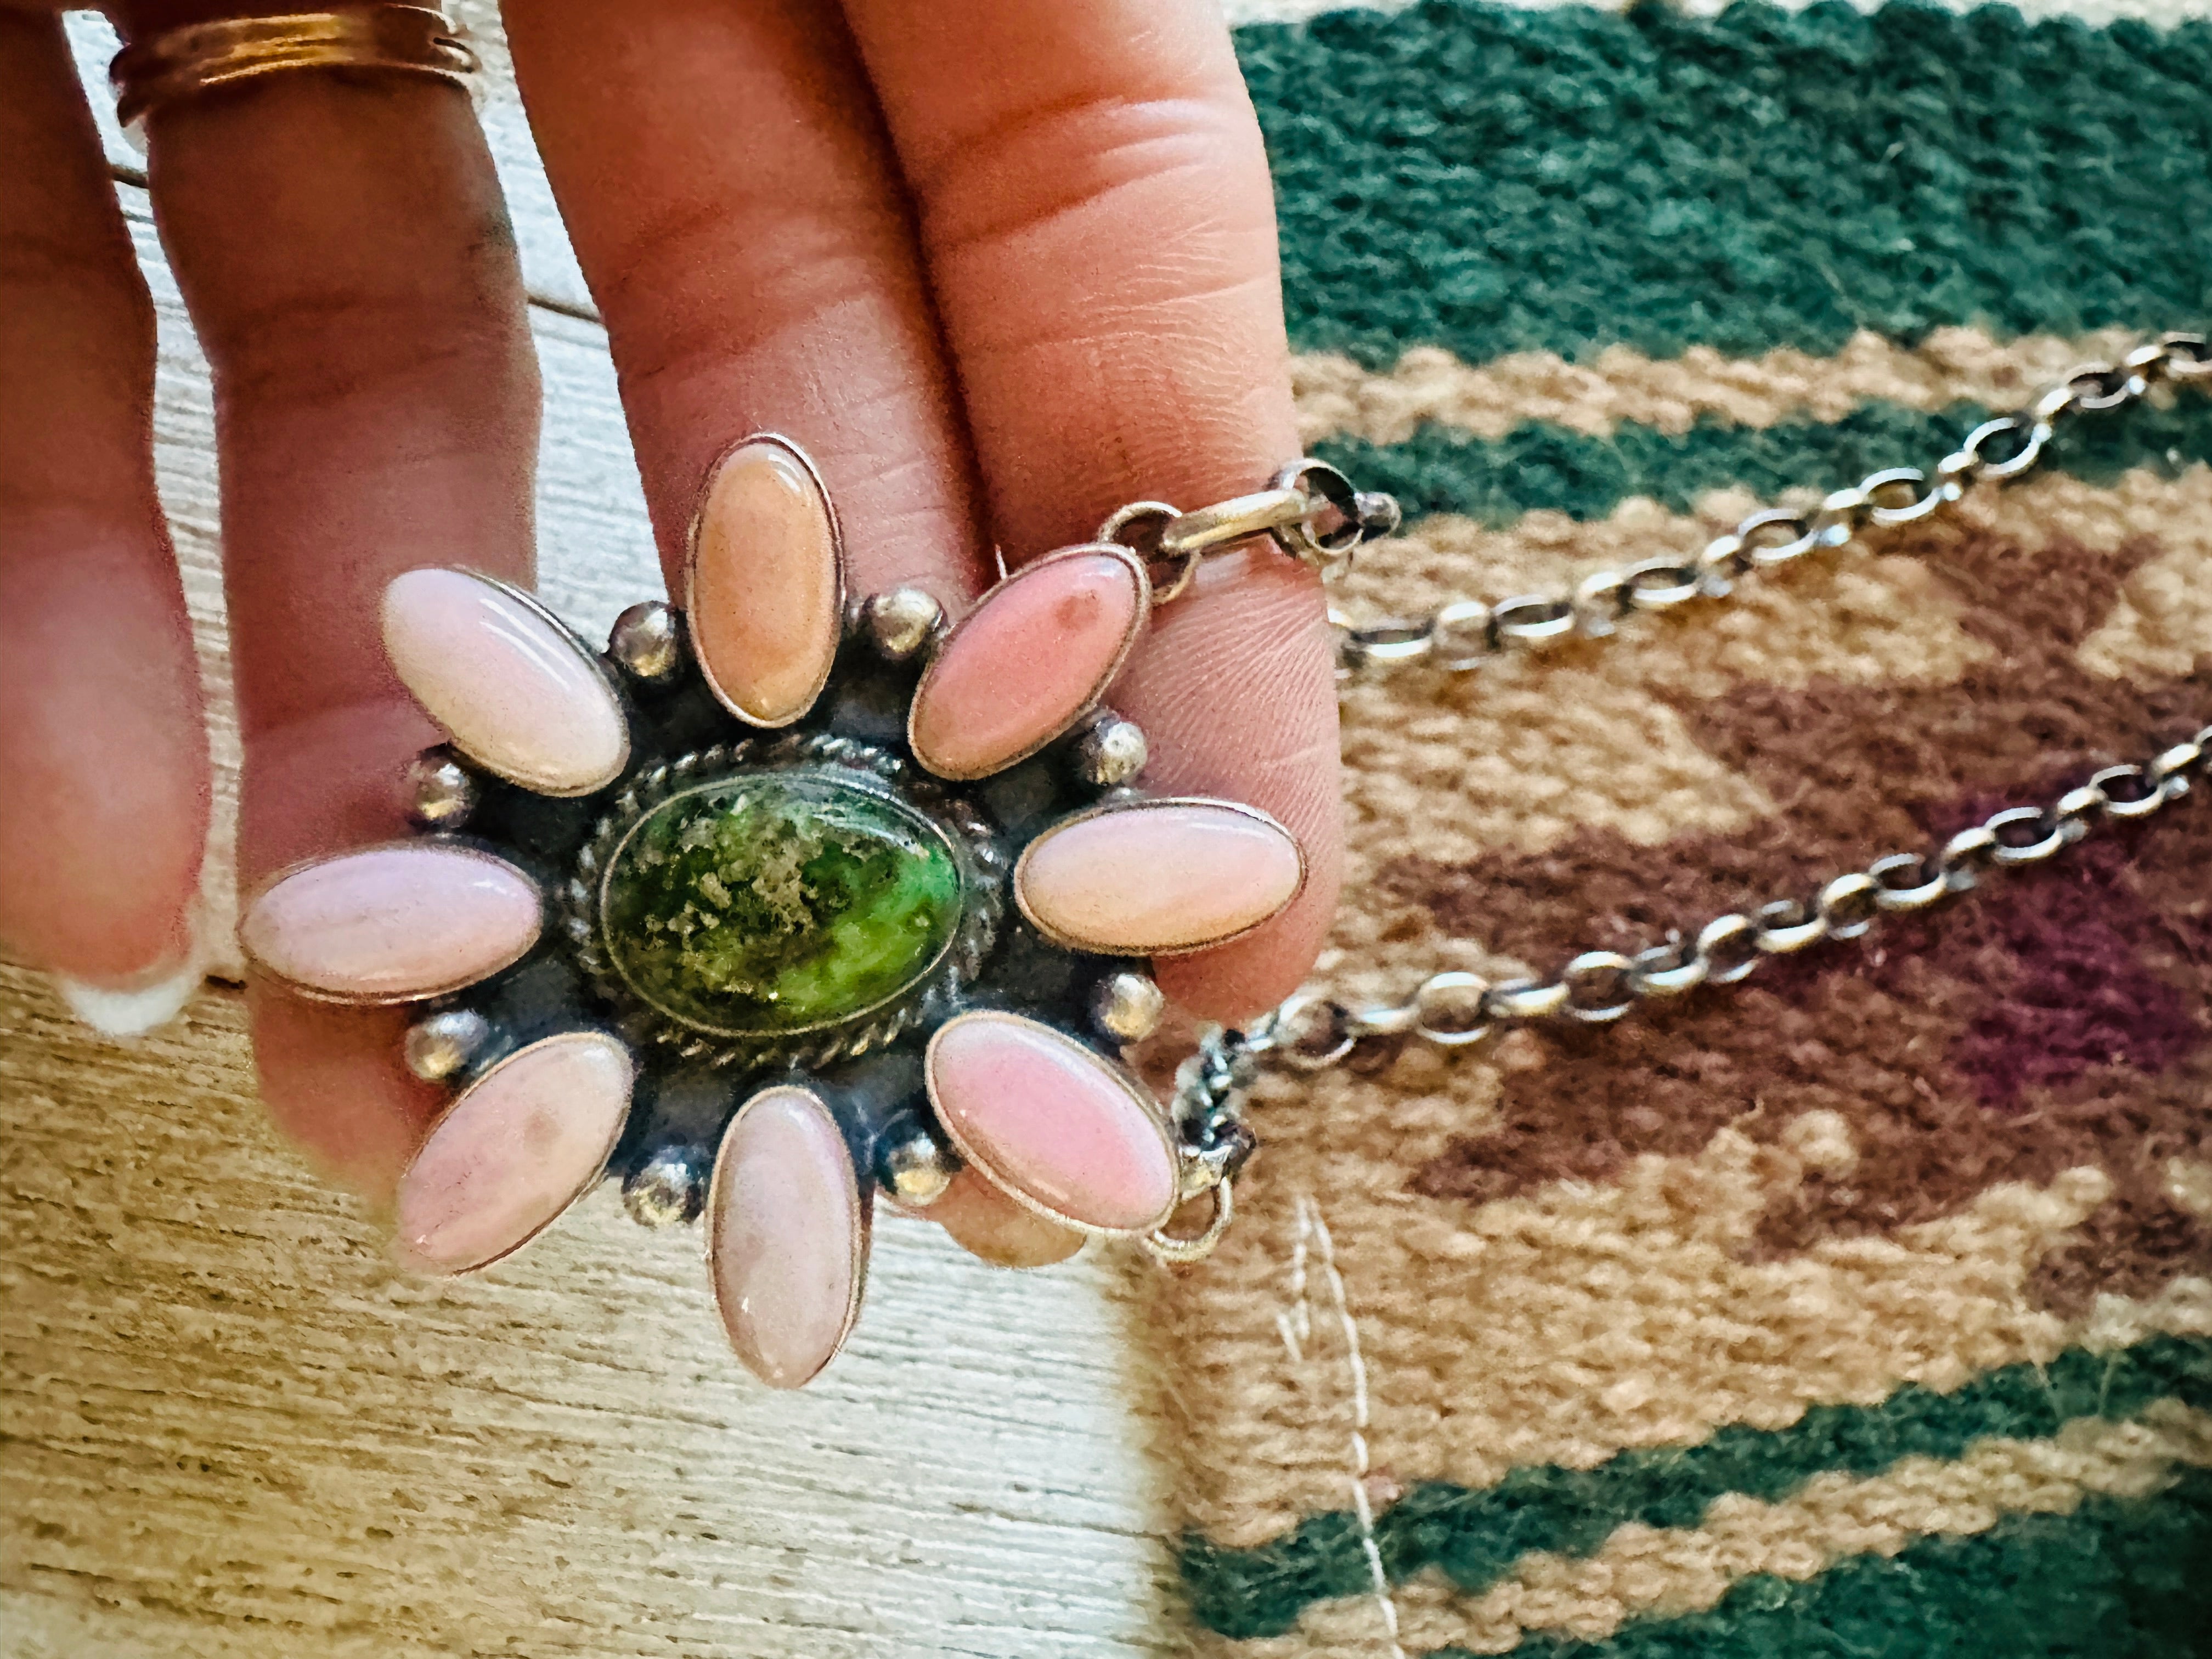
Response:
[[860, 588, 944, 663], [1091, 970, 1166, 1043], [1075, 713, 1148, 788], [403, 1007, 492, 1081], [607, 601, 684, 683], [404, 749, 479, 831], [876, 1122, 957, 1207], [624, 1146, 709, 1228]]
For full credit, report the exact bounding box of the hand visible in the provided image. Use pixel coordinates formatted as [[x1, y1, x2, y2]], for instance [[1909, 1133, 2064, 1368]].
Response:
[[0, 0, 1338, 1255]]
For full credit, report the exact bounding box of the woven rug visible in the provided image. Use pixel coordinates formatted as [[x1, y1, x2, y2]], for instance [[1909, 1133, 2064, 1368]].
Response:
[[1150, 4, 2212, 1656]]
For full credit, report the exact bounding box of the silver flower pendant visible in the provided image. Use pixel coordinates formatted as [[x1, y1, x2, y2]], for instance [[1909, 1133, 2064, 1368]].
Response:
[[237, 437, 1290, 1387]]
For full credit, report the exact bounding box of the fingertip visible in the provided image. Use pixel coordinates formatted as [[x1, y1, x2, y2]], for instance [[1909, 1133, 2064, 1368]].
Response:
[[1153, 845, 1341, 1024], [1114, 551, 1342, 1024], [235, 697, 455, 1212], [928, 1167, 1086, 1267], [247, 984, 441, 1209], [0, 528, 213, 988], [2, 27, 213, 991], [53, 896, 209, 1039]]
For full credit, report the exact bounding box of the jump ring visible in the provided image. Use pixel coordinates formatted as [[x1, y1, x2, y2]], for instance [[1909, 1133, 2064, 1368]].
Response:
[[1268, 460, 1367, 570], [1412, 972, 1493, 1046], [1694, 913, 1762, 984], [1868, 852, 1947, 912], [1987, 805, 2068, 865], [1095, 501, 1203, 606], [1560, 951, 1638, 1023], [1143, 1179, 1234, 1265]]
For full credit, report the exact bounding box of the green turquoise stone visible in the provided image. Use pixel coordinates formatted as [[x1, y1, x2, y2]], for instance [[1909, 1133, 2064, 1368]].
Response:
[[601, 774, 964, 1036]]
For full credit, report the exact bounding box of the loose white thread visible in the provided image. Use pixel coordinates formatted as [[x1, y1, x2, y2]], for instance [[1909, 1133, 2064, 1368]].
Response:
[[1299, 1194, 1407, 1659], [1277, 1199, 1314, 1364]]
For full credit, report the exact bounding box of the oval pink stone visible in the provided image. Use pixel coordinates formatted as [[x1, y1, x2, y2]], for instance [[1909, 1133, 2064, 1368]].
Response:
[[909, 546, 1148, 780], [1015, 800, 1304, 955], [239, 843, 541, 1002], [687, 438, 843, 728], [383, 568, 628, 795], [709, 1086, 868, 1389], [393, 1031, 633, 1275], [926, 1012, 1177, 1235]]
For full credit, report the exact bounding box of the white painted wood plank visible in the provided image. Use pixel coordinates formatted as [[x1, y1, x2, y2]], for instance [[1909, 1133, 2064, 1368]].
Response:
[[1, 969, 1181, 1657]]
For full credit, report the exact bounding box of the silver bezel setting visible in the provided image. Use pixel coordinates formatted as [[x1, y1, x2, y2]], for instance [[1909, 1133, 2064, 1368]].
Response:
[[458, 569, 635, 796], [561, 732, 1005, 1073], [1009, 794, 1308, 957], [924, 1009, 1181, 1239], [682, 433, 846, 730], [907, 543, 1153, 781], [706, 1085, 871, 1388], [399, 1029, 636, 1275], [237, 836, 546, 1006]]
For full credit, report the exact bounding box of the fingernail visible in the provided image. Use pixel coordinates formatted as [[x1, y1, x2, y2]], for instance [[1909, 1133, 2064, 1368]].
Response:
[[54, 899, 208, 1040], [57, 957, 201, 1038], [685, 436, 843, 728], [928, 1167, 1085, 1269]]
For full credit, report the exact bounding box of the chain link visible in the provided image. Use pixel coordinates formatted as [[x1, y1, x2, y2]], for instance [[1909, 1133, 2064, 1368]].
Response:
[[1329, 332, 2211, 677], [1239, 726, 2206, 1074]]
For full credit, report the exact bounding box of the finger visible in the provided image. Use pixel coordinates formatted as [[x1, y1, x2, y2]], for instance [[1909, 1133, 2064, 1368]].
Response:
[[504, 0, 992, 612], [126, 10, 540, 1198], [928, 1169, 1084, 1269], [839, 0, 1338, 1021], [0, 11, 210, 1023]]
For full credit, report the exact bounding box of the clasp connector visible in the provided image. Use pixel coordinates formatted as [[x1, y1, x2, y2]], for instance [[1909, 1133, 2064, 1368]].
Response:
[[1097, 459, 1403, 605]]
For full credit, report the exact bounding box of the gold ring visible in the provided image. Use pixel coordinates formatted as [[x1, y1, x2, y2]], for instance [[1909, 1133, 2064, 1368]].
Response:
[[109, 7, 477, 130]]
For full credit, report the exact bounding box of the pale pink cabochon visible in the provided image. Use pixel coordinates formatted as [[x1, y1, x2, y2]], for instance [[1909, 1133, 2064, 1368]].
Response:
[[686, 438, 843, 727], [1015, 800, 1304, 955], [382, 568, 629, 795], [393, 1031, 634, 1275], [238, 843, 542, 1002], [908, 546, 1149, 780], [926, 1012, 1178, 1235], [708, 1086, 868, 1389]]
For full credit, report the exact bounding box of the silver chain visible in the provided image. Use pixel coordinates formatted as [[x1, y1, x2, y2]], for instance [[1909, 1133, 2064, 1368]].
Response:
[[1326, 332, 2211, 676], [1137, 337, 2210, 1252], [1243, 726, 2207, 1073]]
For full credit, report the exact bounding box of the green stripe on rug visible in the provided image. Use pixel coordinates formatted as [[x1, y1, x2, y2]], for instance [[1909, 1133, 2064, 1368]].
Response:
[[1235, 1, 2212, 369], [1180, 1333, 2212, 1639], [1460, 1463, 2212, 1659], [1308, 391, 2212, 526]]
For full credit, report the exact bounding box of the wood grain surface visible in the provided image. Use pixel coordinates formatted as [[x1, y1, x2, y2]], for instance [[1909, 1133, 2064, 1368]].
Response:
[[5, 15, 1185, 1656], [1, 967, 1181, 1658]]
